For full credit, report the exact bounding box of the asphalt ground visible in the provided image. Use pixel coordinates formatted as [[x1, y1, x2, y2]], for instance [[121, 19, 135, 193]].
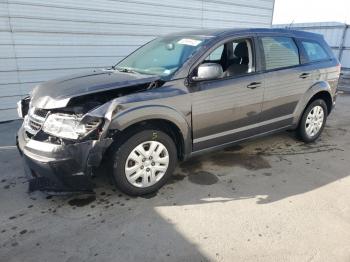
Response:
[[0, 93, 350, 262]]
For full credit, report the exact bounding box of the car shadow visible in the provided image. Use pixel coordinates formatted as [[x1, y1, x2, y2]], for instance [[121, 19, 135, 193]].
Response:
[[92, 124, 347, 206]]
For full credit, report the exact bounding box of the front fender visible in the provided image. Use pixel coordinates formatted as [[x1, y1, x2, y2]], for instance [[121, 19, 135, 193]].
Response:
[[108, 104, 192, 157], [292, 80, 333, 126]]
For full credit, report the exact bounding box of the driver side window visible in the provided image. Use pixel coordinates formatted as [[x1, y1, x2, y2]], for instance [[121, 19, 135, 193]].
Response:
[[199, 38, 255, 79], [204, 45, 224, 63]]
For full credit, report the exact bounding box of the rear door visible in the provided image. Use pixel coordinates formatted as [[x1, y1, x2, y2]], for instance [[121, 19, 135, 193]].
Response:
[[258, 35, 313, 129]]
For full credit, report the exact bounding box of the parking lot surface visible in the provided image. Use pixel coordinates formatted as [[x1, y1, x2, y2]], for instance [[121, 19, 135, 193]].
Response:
[[1, 94, 350, 262]]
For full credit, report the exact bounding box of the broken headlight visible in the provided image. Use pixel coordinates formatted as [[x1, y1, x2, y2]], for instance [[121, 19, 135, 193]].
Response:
[[42, 113, 101, 140]]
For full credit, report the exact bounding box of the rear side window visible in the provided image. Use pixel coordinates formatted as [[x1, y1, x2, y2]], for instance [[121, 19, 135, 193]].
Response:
[[301, 40, 329, 62], [261, 36, 300, 70]]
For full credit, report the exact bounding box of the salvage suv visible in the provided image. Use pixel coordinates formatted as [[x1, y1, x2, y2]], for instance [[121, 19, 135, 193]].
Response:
[[17, 28, 340, 196]]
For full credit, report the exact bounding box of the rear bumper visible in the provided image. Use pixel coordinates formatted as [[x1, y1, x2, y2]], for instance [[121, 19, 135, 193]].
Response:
[[17, 126, 112, 193]]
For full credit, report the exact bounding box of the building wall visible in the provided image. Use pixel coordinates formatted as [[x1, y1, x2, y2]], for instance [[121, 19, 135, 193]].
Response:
[[0, 0, 275, 121]]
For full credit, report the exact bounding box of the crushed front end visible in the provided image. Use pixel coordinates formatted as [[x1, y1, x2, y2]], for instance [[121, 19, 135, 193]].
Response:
[[16, 98, 112, 193]]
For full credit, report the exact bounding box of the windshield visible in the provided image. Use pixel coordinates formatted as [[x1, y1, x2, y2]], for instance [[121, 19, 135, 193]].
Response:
[[115, 35, 211, 79]]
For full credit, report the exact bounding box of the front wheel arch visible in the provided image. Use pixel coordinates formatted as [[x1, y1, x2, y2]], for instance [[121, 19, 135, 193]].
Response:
[[111, 119, 186, 161], [107, 105, 192, 158]]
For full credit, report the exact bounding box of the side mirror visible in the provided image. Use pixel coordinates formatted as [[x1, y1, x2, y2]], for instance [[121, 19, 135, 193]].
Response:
[[192, 63, 223, 81]]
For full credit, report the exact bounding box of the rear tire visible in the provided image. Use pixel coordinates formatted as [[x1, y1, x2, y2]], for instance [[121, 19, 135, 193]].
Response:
[[109, 129, 177, 196], [298, 99, 328, 143]]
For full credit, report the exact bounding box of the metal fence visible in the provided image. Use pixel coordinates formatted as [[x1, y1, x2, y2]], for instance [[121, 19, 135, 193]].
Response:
[[274, 22, 350, 92]]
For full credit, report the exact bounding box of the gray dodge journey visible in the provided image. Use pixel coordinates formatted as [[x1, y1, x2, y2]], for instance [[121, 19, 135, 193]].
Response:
[[17, 28, 340, 196]]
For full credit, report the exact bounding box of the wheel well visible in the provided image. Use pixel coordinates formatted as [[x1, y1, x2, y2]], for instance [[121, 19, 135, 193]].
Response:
[[116, 119, 185, 160], [307, 91, 332, 115]]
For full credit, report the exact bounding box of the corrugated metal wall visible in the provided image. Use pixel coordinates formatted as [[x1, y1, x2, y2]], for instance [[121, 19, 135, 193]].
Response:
[[274, 22, 350, 92], [273, 22, 350, 68], [0, 0, 275, 121]]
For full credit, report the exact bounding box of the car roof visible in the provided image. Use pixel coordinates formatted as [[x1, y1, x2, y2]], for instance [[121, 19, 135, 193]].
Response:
[[167, 28, 323, 40]]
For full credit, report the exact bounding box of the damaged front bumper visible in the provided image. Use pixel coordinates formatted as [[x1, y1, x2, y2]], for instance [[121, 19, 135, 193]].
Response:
[[16, 126, 112, 193]]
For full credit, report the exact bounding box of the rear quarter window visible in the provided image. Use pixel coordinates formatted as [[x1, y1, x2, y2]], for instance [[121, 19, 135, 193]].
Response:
[[301, 40, 329, 62]]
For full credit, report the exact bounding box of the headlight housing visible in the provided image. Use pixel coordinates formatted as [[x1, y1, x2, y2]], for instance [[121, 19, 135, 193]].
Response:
[[42, 113, 101, 140]]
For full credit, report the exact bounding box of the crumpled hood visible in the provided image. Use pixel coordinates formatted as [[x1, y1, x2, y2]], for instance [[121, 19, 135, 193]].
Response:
[[30, 69, 160, 109]]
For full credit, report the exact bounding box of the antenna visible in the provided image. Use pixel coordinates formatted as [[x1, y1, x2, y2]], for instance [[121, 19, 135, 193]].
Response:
[[287, 19, 295, 29]]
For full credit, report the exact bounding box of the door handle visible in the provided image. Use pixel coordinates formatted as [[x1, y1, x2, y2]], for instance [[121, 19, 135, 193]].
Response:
[[247, 82, 261, 89], [299, 72, 311, 79]]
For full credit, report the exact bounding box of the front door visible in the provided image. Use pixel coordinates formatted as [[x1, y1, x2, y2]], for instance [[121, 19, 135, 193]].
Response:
[[191, 38, 265, 151]]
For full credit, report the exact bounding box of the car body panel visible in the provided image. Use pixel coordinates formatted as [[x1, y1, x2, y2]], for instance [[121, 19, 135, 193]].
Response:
[[16, 28, 340, 193], [191, 73, 264, 151], [30, 69, 161, 109]]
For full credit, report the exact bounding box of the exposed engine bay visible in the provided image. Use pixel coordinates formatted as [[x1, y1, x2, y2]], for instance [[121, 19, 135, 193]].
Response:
[[19, 69, 165, 146]]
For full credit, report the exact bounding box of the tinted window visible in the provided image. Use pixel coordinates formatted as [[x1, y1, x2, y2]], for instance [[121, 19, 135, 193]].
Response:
[[261, 37, 299, 70], [301, 40, 329, 62]]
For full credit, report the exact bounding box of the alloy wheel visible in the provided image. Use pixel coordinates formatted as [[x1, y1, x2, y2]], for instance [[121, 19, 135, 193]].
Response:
[[305, 105, 324, 137]]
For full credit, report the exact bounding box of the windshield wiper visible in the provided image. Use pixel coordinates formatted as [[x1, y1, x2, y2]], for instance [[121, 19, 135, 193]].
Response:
[[114, 66, 137, 74]]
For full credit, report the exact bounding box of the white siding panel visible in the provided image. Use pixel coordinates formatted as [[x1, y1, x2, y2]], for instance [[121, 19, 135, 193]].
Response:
[[0, 17, 10, 31], [9, 4, 203, 28], [17, 68, 98, 83], [344, 29, 350, 47], [0, 0, 274, 121], [204, 0, 273, 9], [11, 18, 197, 35], [332, 49, 340, 60], [203, 2, 272, 17], [0, 83, 22, 97], [0, 58, 17, 72], [341, 50, 350, 68], [19, 82, 40, 95], [16, 57, 119, 71], [203, 12, 271, 26], [0, 108, 20, 121], [9, 0, 203, 19], [15, 45, 136, 58], [12, 32, 154, 46], [2, 82, 40, 96], [122, 0, 203, 9], [0, 3, 9, 17], [0, 32, 13, 45], [0, 96, 22, 110], [0, 45, 16, 58], [203, 20, 259, 29], [0, 71, 19, 85]]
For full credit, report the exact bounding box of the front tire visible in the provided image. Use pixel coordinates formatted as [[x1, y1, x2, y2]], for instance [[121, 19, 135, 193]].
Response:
[[109, 129, 177, 196], [298, 99, 328, 143]]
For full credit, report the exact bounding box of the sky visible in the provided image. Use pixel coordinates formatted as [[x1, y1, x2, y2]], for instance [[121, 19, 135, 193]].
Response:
[[273, 0, 350, 25]]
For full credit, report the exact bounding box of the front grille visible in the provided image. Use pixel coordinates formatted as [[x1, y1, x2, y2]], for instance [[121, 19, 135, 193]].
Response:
[[28, 119, 42, 131], [24, 107, 49, 135], [33, 108, 49, 118]]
